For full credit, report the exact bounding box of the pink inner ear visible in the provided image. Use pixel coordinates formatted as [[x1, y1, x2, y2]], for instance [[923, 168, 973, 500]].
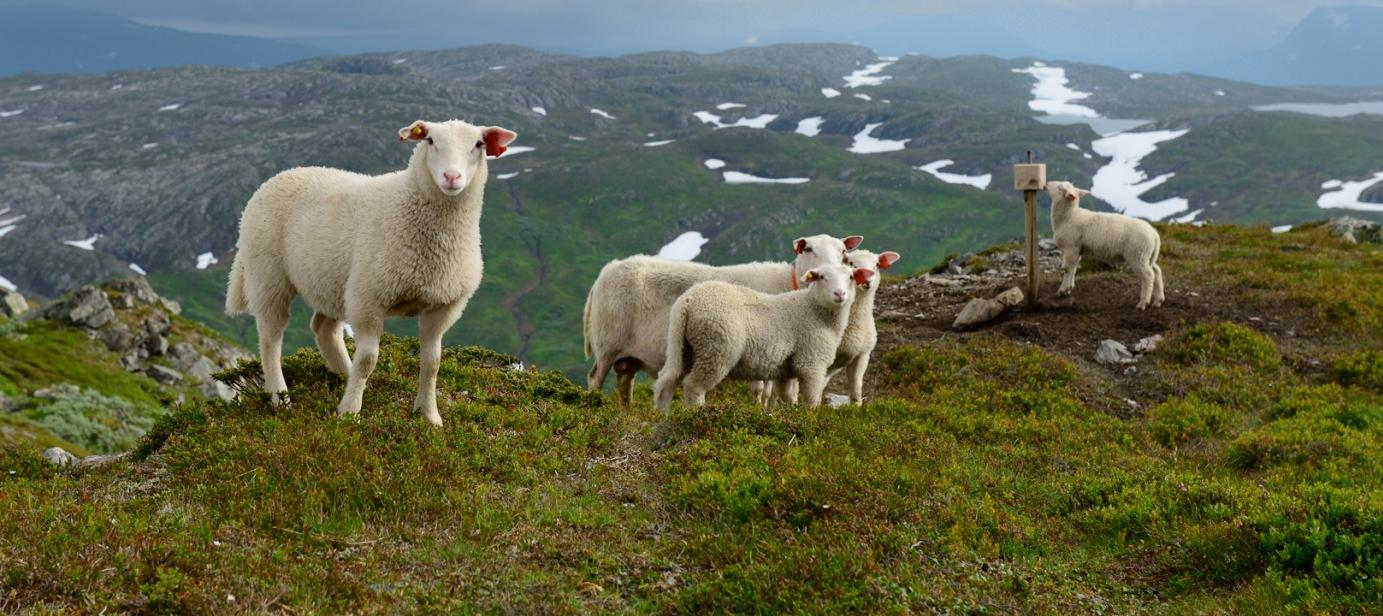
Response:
[[484, 131, 508, 157], [878, 252, 899, 270], [794, 239, 807, 255], [843, 235, 864, 250], [853, 269, 874, 285], [1067, 193, 1078, 201]]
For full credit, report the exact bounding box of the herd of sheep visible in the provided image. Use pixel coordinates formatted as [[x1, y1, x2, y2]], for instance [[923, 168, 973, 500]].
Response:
[[225, 118, 1163, 425]]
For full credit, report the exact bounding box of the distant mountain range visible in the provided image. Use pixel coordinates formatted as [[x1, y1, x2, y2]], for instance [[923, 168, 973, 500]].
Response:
[[0, 6, 320, 76]]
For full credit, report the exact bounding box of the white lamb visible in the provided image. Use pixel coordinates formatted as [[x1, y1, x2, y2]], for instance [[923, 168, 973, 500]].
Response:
[[653, 264, 874, 411], [583, 234, 862, 406], [1047, 181, 1164, 310], [226, 119, 517, 425], [749, 248, 901, 406]]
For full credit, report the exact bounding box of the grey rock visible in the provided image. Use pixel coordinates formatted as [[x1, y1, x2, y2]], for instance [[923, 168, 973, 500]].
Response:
[[104, 278, 160, 305], [76, 452, 130, 469], [198, 379, 236, 402], [147, 364, 183, 384], [1039, 238, 1059, 253], [946, 254, 974, 276], [144, 334, 169, 357], [953, 298, 1006, 329], [120, 352, 141, 372], [99, 323, 137, 353], [1095, 340, 1136, 365], [1330, 217, 1381, 245], [43, 447, 78, 467], [994, 286, 1025, 307], [0, 289, 29, 318], [825, 394, 851, 408], [42, 286, 115, 329], [33, 384, 79, 400], [160, 298, 182, 315], [141, 311, 171, 338], [1134, 335, 1164, 353]]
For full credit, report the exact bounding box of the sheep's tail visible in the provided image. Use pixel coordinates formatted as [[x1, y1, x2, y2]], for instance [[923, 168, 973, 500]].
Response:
[[1149, 233, 1162, 267], [662, 299, 691, 383], [225, 255, 249, 316], [582, 285, 594, 359]]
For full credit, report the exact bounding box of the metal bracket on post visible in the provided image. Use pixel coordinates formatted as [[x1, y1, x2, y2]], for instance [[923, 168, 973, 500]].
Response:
[[1012, 151, 1047, 308]]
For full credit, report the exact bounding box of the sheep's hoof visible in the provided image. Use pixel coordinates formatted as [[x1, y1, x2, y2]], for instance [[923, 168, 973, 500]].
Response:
[[423, 413, 444, 427], [1136, 303, 1149, 310], [1057, 288, 1072, 297], [269, 391, 290, 407]]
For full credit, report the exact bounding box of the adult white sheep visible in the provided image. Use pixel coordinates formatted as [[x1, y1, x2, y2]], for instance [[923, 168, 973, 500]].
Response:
[[1047, 181, 1164, 310], [225, 119, 517, 425], [583, 234, 862, 406], [749, 248, 901, 406], [653, 264, 873, 411]]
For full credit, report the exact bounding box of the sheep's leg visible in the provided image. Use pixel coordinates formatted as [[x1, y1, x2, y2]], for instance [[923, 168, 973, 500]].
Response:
[[256, 307, 290, 406], [1135, 264, 1155, 310], [749, 381, 769, 406], [772, 378, 799, 405], [311, 312, 351, 376], [414, 303, 464, 426], [1151, 262, 1165, 307], [612, 358, 642, 407], [587, 360, 612, 394], [338, 320, 382, 418], [652, 366, 681, 412], [1058, 251, 1081, 296], [847, 354, 870, 405], [799, 371, 827, 408], [681, 361, 731, 409]]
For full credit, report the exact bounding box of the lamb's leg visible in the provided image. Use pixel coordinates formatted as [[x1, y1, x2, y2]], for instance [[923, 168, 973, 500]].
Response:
[[338, 319, 382, 418], [652, 365, 681, 412], [772, 378, 799, 405], [749, 381, 769, 407], [311, 312, 351, 376], [256, 307, 290, 406], [681, 359, 731, 409], [1151, 262, 1165, 307], [1058, 250, 1081, 296], [799, 371, 827, 408], [414, 303, 464, 426], [847, 354, 870, 405], [1133, 263, 1155, 310]]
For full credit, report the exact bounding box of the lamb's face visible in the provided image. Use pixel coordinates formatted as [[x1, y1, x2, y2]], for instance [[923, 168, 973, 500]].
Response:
[[792, 234, 862, 271], [1046, 181, 1090, 207], [399, 120, 517, 196], [845, 249, 901, 291], [802, 264, 872, 307]]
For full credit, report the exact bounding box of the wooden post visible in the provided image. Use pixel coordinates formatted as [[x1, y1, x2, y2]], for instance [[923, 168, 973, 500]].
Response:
[[1013, 152, 1047, 309]]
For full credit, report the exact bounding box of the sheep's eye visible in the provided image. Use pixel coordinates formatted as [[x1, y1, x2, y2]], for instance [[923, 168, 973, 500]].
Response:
[[804, 246, 813, 253], [426, 137, 435, 145], [474, 140, 484, 149]]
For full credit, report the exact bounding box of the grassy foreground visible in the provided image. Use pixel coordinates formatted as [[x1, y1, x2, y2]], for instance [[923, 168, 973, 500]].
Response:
[[2, 223, 1382, 613]]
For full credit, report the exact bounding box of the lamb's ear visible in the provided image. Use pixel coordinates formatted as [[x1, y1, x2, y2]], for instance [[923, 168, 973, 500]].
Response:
[[877, 251, 900, 270], [852, 268, 875, 286], [398, 120, 429, 142], [1076, 188, 1091, 197], [794, 238, 808, 255], [483, 127, 518, 157], [801, 269, 821, 284], [842, 235, 864, 250]]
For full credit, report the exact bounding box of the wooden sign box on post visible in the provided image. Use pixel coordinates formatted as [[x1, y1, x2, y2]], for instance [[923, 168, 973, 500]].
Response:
[[1013, 157, 1046, 308]]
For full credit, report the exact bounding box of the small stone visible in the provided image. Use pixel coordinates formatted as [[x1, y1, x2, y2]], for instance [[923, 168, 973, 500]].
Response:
[[120, 353, 141, 372], [825, 394, 850, 408], [1094, 340, 1136, 365], [1123, 366, 1138, 375], [76, 452, 130, 469], [43, 447, 78, 467], [1133, 335, 1163, 353], [0, 289, 29, 318], [1038, 238, 1058, 252], [99, 323, 137, 353], [1330, 216, 1381, 245], [953, 298, 1006, 329], [147, 365, 184, 384], [103, 278, 160, 305], [144, 334, 169, 357], [994, 286, 1025, 307], [1125, 399, 1139, 409], [160, 298, 182, 315]]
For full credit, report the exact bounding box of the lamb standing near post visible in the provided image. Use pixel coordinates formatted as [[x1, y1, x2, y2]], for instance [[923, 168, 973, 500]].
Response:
[[583, 234, 862, 406], [1047, 181, 1164, 309], [653, 264, 873, 411], [226, 119, 517, 425]]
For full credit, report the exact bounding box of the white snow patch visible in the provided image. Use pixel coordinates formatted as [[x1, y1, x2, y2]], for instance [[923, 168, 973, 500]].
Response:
[[643, 139, 676, 147], [848, 123, 909, 154], [0, 275, 14, 292], [392, 58, 407, 64], [1173, 209, 1205, 223], [196, 252, 218, 270], [497, 146, 534, 158], [158, 103, 181, 112], [656, 231, 709, 261], [0, 213, 25, 229], [26, 85, 44, 92], [821, 87, 841, 99], [853, 93, 872, 101], [795, 116, 824, 137], [590, 108, 616, 120], [1090, 129, 1191, 220], [0, 226, 16, 238], [716, 102, 746, 110], [568, 136, 586, 141], [129, 263, 147, 275], [1214, 90, 1226, 97], [1253, 102, 1383, 118], [1272, 225, 1293, 234], [496, 172, 520, 180], [844, 60, 895, 88], [704, 158, 727, 170], [63, 234, 101, 250], [1083, 153, 1093, 159], [1317, 171, 1383, 212], [489, 65, 505, 71], [531, 106, 547, 116], [142, 143, 158, 149], [1066, 143, 1081, 151], [1129, 73, 1144, 80], [723, 171, 810, 185], [692, 110, 777, 129], [111, 84, 124, 90], [0, 109, 23, 118], [1011, 64, 1099, 118], [915, 160, 992, 190], [1322, 179, 1344, 189]]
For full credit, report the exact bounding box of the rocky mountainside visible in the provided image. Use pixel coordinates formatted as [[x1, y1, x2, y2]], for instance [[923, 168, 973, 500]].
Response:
[[1, 43, 1380, 376], [0, 279, 248, 455]]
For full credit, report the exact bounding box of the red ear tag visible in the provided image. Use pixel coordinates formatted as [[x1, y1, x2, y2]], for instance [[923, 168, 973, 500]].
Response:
[[484, 131, 507, 157]]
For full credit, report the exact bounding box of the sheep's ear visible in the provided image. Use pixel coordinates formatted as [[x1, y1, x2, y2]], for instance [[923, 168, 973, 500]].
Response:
[[483, 127, 517, 158], [842, 235, 864, 250], [852, 268, 875, 286], [1066, 192, 1080, 201], [877, 251, 900, 270], [794, 238, 808, 255], [398, 121, 428, 142], [1076, 188, 1091, 197]]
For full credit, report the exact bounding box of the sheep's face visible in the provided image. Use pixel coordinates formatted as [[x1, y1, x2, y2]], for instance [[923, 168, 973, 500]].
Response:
[[1046, 181, 1090, 207], [399, 120, 517, 196], [801, 264, 870, 306], [844, 249, 901, 291], [792, 234, 862, 272]]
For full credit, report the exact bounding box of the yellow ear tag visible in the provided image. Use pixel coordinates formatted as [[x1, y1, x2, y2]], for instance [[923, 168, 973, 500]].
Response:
[[411, 126, 424, 137]]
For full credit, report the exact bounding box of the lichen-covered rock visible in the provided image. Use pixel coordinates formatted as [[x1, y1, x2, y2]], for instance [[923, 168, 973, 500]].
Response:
[[147, 364, 183, 385], [1331, 217, 1381, 245], [1, 289, 28, 318], [953, 298, 1006, 329], [1095, 340, 1136, 365], [42, 286, 115, 329], [995, 287, 1025, 307], [43, 447, 78, 467]]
